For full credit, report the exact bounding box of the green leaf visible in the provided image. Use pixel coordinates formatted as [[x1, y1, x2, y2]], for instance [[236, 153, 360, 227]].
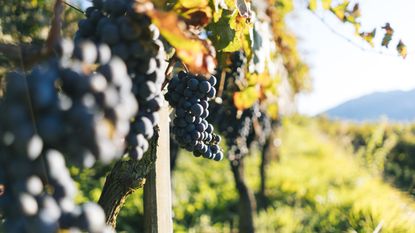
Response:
[[381, 34, 392, 48], [207, 9, 251, 52], [381, 23, 394, 48], [207, 10, 236, 50]]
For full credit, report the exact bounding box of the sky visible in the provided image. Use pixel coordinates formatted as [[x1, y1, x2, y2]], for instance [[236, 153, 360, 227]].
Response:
[[287, 0, 415, 115]]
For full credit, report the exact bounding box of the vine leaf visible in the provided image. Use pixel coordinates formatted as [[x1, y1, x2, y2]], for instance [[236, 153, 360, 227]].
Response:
[[325, 1, 407, 56], [178, 7, 212, 27], [178, 0, 208, 8], [381, 23, 394, 48], [308, 0, 317, 11], [173, 0, 212, 27], [321, 0, 332, 10], [233, 86, 259, 110], [266, 104, 279, 120], [397, 40, 407, 58], [347, 3, 360, 21], [308, 0, 332, 11], [208, 10, 251, 52], [359, 29, 376, 47], [224, 0, 236, 8], [330, 1, 350, 21], [136, 3, 216, 75]]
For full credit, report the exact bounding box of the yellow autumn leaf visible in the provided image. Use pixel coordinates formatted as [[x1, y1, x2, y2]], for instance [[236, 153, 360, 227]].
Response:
[[146, 10, 216, 75], [397, 40, 407, 59], [308, 0, 317, 11], [321, 0, 332, 9], [233, 86, 259, 110], [266, 104, 279, 120], [177, 0, 209, 9]]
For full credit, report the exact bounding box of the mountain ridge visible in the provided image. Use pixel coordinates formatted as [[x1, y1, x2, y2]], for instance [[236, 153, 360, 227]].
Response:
[[322, 89, 415, 122]]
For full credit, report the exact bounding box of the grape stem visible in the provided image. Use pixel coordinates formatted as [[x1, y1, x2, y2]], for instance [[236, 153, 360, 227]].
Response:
[[217, 69, 226, 98], [161, 55, 179, 90], [179, 58, 190, 73], [47, 0, 64, 49], [0, 184, 4, 196]]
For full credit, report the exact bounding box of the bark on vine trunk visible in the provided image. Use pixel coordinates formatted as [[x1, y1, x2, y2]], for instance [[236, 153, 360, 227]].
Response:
[[230, 159, 256, 233], [258, 136, 271, 209], [98, 128, 159, 228]]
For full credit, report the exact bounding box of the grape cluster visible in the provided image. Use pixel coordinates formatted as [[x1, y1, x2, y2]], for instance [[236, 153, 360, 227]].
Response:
[[253, 110, 272, 147], [57, 40, 138, 164], [0, 149, 112, 233], [227, 51, 247, 82], [165, 71, 223, 161], [0, 39, 137, 232], [209, 52, 255, 161], [211, 105, 254, 161], [211, 51, 274, 161], [76, 0, 166, 160]]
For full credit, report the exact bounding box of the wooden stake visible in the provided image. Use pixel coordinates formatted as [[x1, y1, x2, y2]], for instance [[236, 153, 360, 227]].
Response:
[[144, 103, 173, 233]]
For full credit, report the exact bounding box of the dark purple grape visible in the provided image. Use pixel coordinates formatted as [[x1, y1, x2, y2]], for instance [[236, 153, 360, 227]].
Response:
[[136, 117, 154, 139], [185, 115, 195, 123], [100, 23, 120, 45], [190, 104, 203, 117], [208, 75, 217, 86], [207, 87, 216, 99], [187, 78, 199, 90], [198, 81, 211, 93]]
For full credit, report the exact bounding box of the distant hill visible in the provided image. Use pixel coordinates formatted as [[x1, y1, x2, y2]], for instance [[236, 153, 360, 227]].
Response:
[[323, 89, 415, 122]]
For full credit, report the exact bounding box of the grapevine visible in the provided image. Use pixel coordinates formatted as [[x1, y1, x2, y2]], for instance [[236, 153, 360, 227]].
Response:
[[1, 0, 405, 232]]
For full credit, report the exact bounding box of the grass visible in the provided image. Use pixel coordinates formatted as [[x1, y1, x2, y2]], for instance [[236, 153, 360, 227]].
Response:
[[170, 118, 415, 232]]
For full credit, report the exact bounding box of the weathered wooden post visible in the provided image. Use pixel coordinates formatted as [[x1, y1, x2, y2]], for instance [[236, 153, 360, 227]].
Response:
[[144, 103, 173, 233]]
